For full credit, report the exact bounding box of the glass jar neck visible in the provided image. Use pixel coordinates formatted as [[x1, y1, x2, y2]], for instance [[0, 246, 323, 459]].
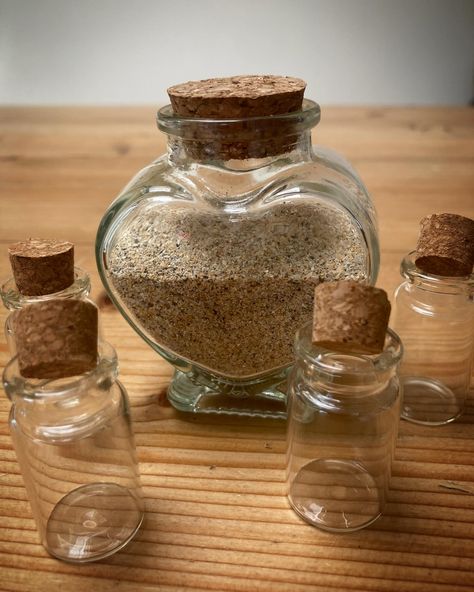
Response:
[[1, 267, 91, 311], [4, 340, 117, 402], [293, 322, 402, 397], [3, 341, 119, 440], [166, 129, 313, 169], [401, 251, 474, 296], [157, 98, 320, 169]]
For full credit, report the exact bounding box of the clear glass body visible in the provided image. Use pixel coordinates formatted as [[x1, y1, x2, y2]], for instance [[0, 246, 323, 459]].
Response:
[[287, 323, 402, 532], [392, 251, 474, 425], [3, 341, 144, 563], [96, 100, 380, 418], [1, 267, 92, 355]]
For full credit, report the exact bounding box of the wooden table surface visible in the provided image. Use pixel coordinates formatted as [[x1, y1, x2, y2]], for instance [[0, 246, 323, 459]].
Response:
[[0, 106, 473, 592]]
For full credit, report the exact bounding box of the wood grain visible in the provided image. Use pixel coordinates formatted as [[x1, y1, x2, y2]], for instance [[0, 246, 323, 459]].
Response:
[[0, 106, 473, 592]]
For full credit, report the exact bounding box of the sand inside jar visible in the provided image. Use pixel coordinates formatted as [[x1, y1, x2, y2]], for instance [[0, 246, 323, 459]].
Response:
[[108, 202, 368, 377]]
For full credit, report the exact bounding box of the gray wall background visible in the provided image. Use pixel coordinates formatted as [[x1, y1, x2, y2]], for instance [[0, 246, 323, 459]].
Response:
[[1, 0, 473, 105]]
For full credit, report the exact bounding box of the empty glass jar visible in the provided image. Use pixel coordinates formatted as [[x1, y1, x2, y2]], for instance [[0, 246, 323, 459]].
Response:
[[392, 251, 474, 425], [1, 267, 91, 354], [96, 98, 379, 417], [287, 322, 402, 532], [3, 340, 144, 563]]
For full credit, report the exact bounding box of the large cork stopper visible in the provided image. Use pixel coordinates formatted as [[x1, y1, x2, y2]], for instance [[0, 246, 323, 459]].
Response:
[[13, 299, 98, 379], [168, 75, 306, 118], [312, 281, 391, 355], [166, 75, 307, 160], [9, 238, 74, 296], [415, 213, 474, 277]]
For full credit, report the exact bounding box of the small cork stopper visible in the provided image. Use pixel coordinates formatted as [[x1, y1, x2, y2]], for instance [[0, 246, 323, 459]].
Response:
[[9, 238, 74, 296], [168, 75, 306, 119], [415, 213, 474, 276], [13, 299, 98, 379], [312, 281, 391, 355]]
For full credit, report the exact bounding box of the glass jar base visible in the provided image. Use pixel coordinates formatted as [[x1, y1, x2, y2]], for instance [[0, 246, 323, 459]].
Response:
[[167, 368, 288, 418], [401, 376, 463, 426], [288, 459, 382, 533], [45, 482, 143, 563]]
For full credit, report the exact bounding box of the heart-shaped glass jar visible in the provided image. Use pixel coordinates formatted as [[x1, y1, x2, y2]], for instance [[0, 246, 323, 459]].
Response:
[[96, 99, 379, 417]]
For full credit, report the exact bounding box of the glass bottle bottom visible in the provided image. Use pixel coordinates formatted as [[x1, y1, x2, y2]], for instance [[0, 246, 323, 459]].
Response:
[[45, 482, 143, 563], [288, 459, 382, 533], [401, 376, 463, 426], [167, 368, 288, 418]]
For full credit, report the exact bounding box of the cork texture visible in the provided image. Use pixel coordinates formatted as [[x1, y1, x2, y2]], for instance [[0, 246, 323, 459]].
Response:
[[168, 75, 306, 118], [167, 75, 306, 160], [312, 281, 391, 355], [13, 299, 98, 379], [9, 238, 74, 296], [415, 213, 474, 277]]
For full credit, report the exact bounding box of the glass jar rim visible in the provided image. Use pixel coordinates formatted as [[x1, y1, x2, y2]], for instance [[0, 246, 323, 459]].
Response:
[[157, 98, 321, 138], [1, 266, 91, 310], [401, 250, 474, 286], [294, 321, 403, 375], [3, 340, 117, 402]]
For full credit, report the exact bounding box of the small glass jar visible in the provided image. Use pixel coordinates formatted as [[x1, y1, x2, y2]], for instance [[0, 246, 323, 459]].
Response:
[[3, 341, 144, 563], [1, 266, 91, 354], [286, 322, 402, 533], [96, 99, 379, 418], [392, 251, 474, 425]]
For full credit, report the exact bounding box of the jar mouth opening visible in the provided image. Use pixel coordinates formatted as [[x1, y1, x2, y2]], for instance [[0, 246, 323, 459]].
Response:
[[3, 340, 117, 401], [402, 251, 474, 285], [157, 98, 321, 139], [295, 321, 403, 374], [1, 266, 91, 310]]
